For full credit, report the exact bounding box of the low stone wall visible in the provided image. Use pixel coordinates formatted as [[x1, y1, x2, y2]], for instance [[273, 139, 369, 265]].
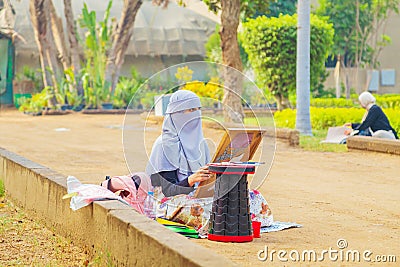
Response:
[[346, 136, 400, 155], [0, 148, 235, 266], [274, 128, 300, 147]]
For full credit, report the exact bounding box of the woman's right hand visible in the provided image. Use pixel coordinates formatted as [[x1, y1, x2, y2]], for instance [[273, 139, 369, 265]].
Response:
[[188, 166, 212, 187]]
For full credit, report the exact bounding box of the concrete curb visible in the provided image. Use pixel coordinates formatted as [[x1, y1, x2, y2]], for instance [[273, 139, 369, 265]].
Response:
[[0, 148, 236, 266], [346, 136, 400, 155], [81, 109, 144, 115]]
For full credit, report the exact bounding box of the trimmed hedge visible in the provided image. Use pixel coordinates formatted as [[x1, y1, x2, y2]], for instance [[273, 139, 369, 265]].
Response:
[[292, 98, 357, 108], [290, 95, 400, 109], [375, 95, 400, 109], [274, 107, 400, 134], [310, 98, 356, 108], [241, 14, 333, 106]]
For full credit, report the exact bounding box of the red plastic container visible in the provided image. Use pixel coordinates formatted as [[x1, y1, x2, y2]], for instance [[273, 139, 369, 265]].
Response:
[[252, 220, 261, 238]]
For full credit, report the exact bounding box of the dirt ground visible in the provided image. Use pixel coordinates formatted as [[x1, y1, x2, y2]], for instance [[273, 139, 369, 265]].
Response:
[[0, 108, 399, 266], [0, 198, 91, 266]]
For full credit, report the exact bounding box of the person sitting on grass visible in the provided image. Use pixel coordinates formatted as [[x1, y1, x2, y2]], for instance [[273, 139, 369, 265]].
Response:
[[344, 91, 398, 140]]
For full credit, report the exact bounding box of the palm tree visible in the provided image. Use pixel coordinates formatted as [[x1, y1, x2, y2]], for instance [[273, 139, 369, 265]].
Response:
[[296, 0, 312, 135]]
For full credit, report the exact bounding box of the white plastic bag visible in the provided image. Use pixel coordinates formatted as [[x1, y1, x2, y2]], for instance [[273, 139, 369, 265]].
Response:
[[64, 176, 128, 211]]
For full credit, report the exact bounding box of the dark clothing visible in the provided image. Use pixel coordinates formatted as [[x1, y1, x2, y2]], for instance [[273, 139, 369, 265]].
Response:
[[150, 170, 194, 197], [352, 105, 398, 139]]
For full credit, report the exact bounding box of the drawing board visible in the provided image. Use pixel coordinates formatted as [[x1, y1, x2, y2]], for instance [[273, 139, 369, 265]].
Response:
[[194, 128, 265, 198]]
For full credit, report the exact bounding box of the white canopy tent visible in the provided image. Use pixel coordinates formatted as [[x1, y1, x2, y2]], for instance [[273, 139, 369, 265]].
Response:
[[5, 0, 218, 76]]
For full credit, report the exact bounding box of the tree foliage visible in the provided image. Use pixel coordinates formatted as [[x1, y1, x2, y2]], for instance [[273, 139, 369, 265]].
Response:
[[204, 0, 296, 67], [203, 0, 297, 20], [241, 14, 334, 109], [317, 0, 399, 69], [204, 25, 248, 67], [204, 0, 270, 19], [265, 0, 297, 18]]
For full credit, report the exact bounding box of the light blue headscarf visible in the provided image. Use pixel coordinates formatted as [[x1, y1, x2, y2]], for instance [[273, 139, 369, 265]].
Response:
[[146, 90, 210, 181]]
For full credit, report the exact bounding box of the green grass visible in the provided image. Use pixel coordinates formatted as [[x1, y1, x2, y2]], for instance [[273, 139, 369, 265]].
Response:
[[0, 180, 4, 197], [300, 129, 348, 152], [244, 116, 275, 127], [203, 115, 275, 128], [250, 119, 348, 152]]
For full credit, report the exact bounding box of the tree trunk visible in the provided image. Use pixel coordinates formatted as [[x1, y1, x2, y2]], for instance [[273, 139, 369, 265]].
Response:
[[44, 1, 62, 89], [29, 0, 59, 106], [334, 55, 341, 98], [220, 0, 244, 123], [275, 93, 290, 111], [64, 0, 84, 96], [105, 0, 143, 94], [48, 0, 75, 99], [340, 60, 352, 99], [48, 0, 70, 70], [295, 0, 312, 135], [345, 69, 351, 98]]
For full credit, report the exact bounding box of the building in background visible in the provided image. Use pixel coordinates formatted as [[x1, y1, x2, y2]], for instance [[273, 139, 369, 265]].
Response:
[[311, 0, 400, 95], [5, 0, 217, 77]]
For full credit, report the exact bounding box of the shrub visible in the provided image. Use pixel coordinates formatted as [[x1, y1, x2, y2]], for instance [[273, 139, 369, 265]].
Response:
[[274, 107, 400, 134], [375, 95, 400, 109], [292, 98, 357, 108], [241, 14, 334, 109], [181, 78, 222, 100], [113, 69, 145, 109], [384, 109, 400, 134], [15, 66, 44, 94], [311, 98, 356, 108], [291, 95, 400, 109], [274, 108, 296, 129], [175, 66, 223, 107]]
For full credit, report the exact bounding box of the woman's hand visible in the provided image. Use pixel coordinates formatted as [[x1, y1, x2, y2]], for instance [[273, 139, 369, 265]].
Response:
[[344, 129, 352, 135], [343, 123, 352, 135], [188, 166, 212, 187]]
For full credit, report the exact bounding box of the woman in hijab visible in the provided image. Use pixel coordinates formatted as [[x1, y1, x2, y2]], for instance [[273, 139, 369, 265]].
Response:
[[146, 90, 212, 197], [344, 91, 398, 139]]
